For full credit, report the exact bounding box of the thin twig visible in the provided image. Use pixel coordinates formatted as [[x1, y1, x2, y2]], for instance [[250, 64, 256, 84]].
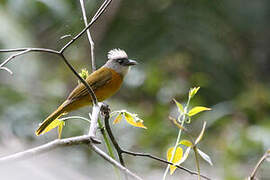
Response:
[[122, 150, 210, 180], [102, 105, 128, 180], [59, 0, 112, 54], [0, 135, 142, 180], [0, 49, 30, 72], [0, 48, 58, 74], [89, 143, 143, 180], [0, 67, 13, 75], [59, 116, 91, 123], [0, 47, 59, 54], [79, 0, 96, 72], [103, 105, 126, 166], [60, 54, 98, 105], [248, 149, 270, 180]]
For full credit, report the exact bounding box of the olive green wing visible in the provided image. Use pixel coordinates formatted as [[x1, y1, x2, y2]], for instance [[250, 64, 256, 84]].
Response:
[[67, 68, 112, 102]]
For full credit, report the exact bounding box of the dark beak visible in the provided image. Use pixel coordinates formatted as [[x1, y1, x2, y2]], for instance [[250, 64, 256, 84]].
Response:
[[125, 59, 138, 66]]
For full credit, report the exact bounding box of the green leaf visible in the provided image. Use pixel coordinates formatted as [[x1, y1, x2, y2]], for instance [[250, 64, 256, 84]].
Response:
[[111, 110, 147, 129], [179, 140, 193, 147], [197, 148, 213, 166], [173, 99, 184, 113], [189, 87, 200, 99], [42, 119, 63, 135], [176, 140, 193, 165], [195, 121, 207, 144], [266, 149, 270, 162], [57, 120, 65, 139], [188, 106, 211, 117], [79, 68, 89, 80], [113, 113, 123, 124], [178, 147, 191, 165], [124, 112, 147, 129], [167, 147, 183, 175]]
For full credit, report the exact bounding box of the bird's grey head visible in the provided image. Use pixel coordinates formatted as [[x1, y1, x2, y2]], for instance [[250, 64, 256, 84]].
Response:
[[104, 49, 137, 77]]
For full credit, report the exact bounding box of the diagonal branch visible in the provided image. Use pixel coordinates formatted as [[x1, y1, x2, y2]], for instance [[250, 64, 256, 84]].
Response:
[[0, 135, 142, 180], [59, 0, 112, 54], [0, 49, 30, 74], [0, 48, 59, 74], [0, 135, 89, 162], [122, 150, 211, 180], [248, 149, 270, 180], [90, 143, 142, 180]]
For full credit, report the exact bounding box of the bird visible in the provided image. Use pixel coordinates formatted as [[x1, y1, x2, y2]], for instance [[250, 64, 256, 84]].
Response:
[[36, 49, 137, 136]]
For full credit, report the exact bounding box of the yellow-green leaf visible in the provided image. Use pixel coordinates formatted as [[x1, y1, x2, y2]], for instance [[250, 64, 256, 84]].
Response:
[[189, 87, 200, 99], [167, 147, 183, 175], [79, 68, 89, 80], [58, 121, 65, 139], [42, 119, 63, 134], [188, 106, 211, 117], [266, 150, 270, 162], [178, 147, 191, 165], [179, 139, 193, 147], [177, 140, 193, 165], [124, 112, 147, 129], [113, 113, 123, 124], [195, 121, 207, 144], [173, 99, 184, 113]]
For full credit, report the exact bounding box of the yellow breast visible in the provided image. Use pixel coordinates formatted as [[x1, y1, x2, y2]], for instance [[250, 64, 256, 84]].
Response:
[[95, 68, 123, 102]]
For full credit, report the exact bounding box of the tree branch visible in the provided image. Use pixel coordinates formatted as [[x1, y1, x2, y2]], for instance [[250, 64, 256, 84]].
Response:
[[79, 0, 96, 72], [59, 0, 112, 54], [102, 104, 126, 166], [90, 143, 142, 180], [248, 149, 270, 180], [0, 135, 89, 162], [0, 135, 142, 180], [0, 48, 59, 74]]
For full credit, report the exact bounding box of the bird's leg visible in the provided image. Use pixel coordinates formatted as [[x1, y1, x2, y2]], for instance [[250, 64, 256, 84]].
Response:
[[100, 102, 111, 117]]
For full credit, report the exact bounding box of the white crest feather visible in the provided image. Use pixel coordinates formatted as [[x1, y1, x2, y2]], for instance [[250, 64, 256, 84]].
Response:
[[107, 49, 128, 60]]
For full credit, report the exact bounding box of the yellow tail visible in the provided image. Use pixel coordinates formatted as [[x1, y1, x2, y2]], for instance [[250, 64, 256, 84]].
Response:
[[35, 105, 66, 136]]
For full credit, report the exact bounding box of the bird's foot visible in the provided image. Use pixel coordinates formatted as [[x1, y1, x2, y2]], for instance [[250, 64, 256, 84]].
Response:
[[100, 102, 111, 117]]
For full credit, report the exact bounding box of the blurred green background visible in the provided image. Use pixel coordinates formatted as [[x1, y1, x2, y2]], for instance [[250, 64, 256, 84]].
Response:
[[0, 0, 270, 179]]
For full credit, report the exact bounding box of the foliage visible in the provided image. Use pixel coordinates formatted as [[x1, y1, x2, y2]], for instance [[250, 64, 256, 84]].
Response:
[[164, 87, 211, 179], [111, 110, 147, 129]]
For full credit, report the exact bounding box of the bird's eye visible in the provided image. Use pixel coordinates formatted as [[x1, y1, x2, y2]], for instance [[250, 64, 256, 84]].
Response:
[[117, 59, 124, 64]]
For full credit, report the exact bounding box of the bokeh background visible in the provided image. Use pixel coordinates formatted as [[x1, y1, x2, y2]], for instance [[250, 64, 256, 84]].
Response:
[[0, 0, 270, 179]]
